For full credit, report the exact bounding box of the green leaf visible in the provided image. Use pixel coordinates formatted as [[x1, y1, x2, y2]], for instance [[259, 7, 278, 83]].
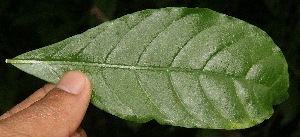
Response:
[[6, 7, 289, 129]]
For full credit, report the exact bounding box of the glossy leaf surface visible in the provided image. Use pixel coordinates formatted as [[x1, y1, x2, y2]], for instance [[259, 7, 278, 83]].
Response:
[[6, 8, 289, 129]]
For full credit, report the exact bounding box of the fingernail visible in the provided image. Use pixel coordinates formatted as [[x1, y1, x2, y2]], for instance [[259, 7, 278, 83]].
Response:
[[56, 71, 86, 95]]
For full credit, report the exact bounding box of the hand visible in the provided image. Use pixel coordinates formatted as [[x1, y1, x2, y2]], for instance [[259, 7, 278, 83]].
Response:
[[0, 71, 92, 137]]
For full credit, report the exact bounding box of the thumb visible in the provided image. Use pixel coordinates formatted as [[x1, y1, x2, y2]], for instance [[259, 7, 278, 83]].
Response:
[[0, 71, 92, 137]]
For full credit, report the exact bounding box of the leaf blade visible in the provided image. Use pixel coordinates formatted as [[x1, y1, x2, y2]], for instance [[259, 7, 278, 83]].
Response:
[[6, 7, 289, 129]]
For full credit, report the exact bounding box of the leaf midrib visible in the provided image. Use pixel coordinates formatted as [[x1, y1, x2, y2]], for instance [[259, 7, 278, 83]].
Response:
[[7, 59, 265, 85]]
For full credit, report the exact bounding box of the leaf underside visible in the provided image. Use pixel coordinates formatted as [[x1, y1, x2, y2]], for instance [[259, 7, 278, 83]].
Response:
[[7, 8, 289, 129]]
